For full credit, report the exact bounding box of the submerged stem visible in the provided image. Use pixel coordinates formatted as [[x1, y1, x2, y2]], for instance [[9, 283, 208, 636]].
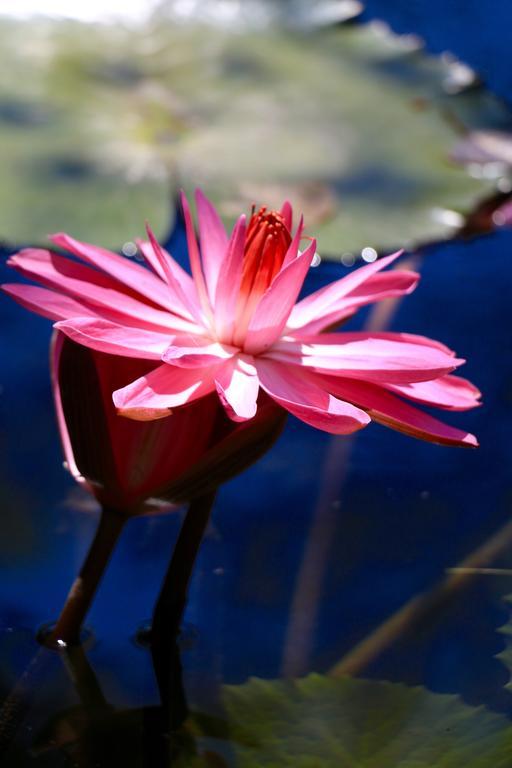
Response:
[[150, 490, 217, 711], [48, 507, 125, 647], [153, 490, 217, 638]]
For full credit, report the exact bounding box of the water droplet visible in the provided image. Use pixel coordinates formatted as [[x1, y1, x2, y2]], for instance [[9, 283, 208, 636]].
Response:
[[492, 210, 507, 227], [361, 247, 378, 263], [122, 241, 138, 257], [341, 252, 355, 267]]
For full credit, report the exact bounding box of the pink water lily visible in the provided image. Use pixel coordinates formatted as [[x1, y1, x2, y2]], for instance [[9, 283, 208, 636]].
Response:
[[3, 190, 480, 447]]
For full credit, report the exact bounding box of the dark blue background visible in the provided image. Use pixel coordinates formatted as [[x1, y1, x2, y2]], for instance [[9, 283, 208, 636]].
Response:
[[362, 0, 512, 107], [2, 209, 512, 716], [1, 1, 512, 740]]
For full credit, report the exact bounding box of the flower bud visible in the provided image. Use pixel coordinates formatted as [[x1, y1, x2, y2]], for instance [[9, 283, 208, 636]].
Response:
[[52, 333, 286, 516]]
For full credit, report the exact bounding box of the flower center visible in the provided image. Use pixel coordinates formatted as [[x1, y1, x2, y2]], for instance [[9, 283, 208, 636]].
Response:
[[234, 206, 292, 346], [241, 207, 291, 297]]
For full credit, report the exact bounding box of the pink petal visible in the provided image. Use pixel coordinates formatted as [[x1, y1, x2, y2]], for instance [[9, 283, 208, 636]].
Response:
[[286, 250, 405, 332], [267, 336, 462, 384], [113, 362, 219, 420], [285, 330, 455, 356], [144, 223, 204, 324], [136, 238, 166, 281], [1, 283, 97, 322], [163, 336, 236, 368], [322, 376, 478, 447], [214, 214, 246, 342], [138, 237, 200, 308], [288, 268, 419, 333], [215, 357, 260, 422], [280, 200, 293, 231], [50, 332, 94, 493], [195, 189, 229, 304], [9, 248, 199, 334], [281, 216, 304, 268], [180, 191, 214, 323], [49, 233, 176, 312], [55, 317, 171, 359], [387, 374, 482, 411], [255, 359, 370, 434], [243, 238, 316, 355]]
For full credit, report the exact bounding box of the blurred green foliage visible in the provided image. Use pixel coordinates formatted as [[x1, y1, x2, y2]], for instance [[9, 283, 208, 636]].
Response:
[[497, 594, 512, 694], [0, 16, 510, 253]]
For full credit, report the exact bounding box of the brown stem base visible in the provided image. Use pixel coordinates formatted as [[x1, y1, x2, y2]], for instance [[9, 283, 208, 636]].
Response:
[[48, 507, 125, 648]]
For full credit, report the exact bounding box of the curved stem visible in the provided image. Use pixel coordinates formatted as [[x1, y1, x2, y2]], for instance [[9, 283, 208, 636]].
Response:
[[150, 490, 217, 711], [49, 507, 125, 647]]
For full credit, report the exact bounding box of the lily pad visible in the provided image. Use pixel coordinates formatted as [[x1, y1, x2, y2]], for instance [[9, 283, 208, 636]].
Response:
[[0, 18, 170, 249], [0, 15, 510, 252], [496, 594, 512, 692], [217, 675, 512, 767]]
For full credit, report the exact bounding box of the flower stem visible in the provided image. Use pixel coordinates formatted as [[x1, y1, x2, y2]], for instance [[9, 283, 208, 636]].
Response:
[[62, 644, 110, 710], [48, 507, 125, 647], [150, 490, 217, 710]]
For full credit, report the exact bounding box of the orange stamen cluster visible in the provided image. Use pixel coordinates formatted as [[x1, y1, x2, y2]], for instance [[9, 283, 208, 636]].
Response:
[[241, 206, 292, 300], [234, 206, 292, 346]]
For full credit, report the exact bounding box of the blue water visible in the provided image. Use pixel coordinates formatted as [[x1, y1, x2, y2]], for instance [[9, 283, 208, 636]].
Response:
[[362, 0, 512, 106], [2, 206, 512, 713], [1, 3, 512, 763]]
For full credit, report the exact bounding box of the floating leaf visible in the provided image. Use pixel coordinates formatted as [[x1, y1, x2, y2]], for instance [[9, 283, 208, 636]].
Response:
[[496, 594, 512, 693], [0, 17, 510, 252], [216, 675, 512, 767], [0, 18, 170, 249]]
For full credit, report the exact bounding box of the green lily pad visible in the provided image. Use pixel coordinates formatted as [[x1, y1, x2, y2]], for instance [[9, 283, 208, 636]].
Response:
[[216, 675, 512, 767], [0, 18, 170, 249], [0, 16, 510, 252], [496, 594, 512, 692]]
